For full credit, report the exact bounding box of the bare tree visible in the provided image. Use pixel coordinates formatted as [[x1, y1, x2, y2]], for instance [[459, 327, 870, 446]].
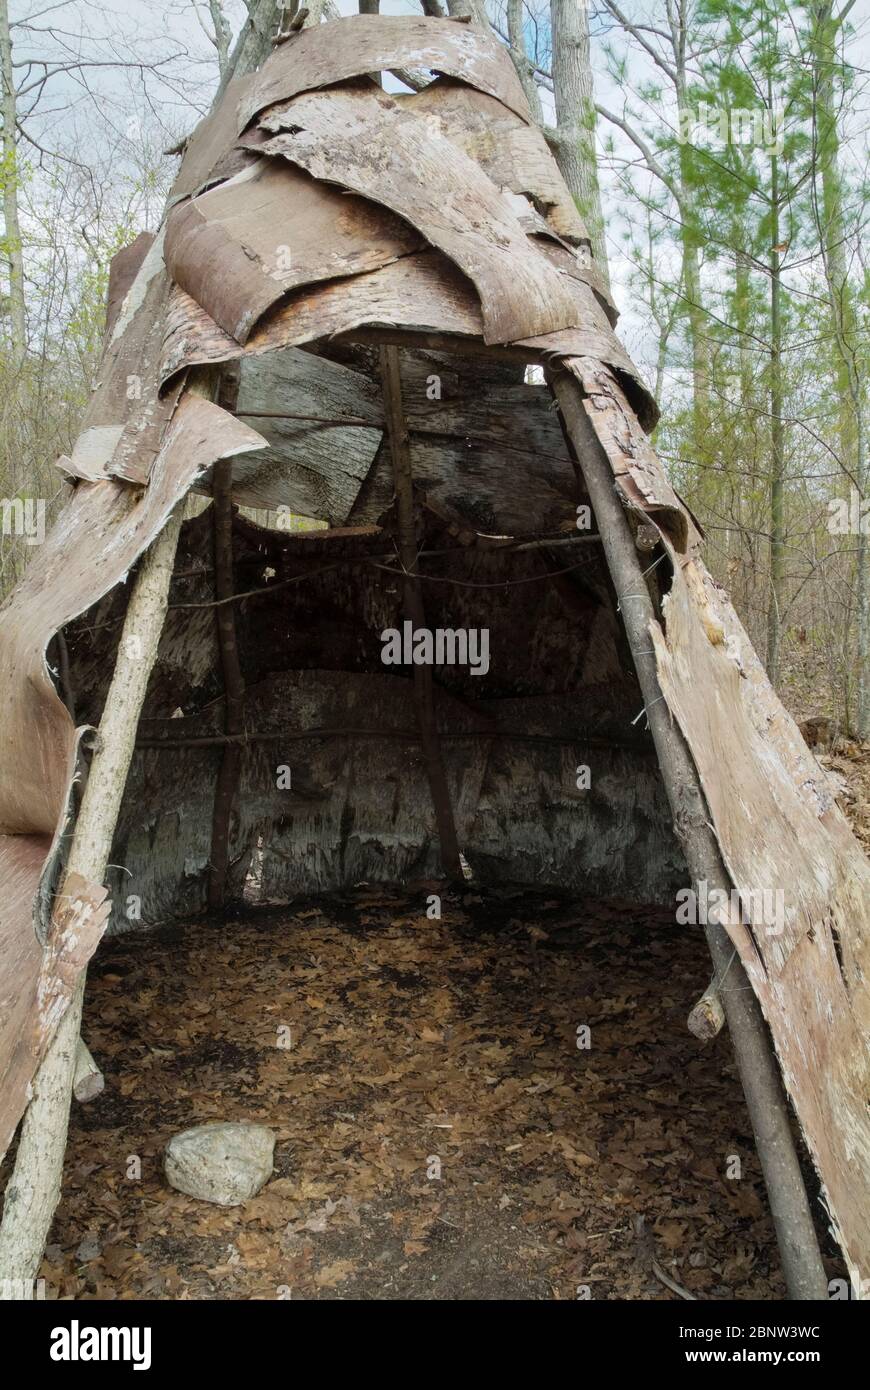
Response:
[[193, 0, 234, 79], [549, 0, 609, 285], [0, 0, 25, 363]]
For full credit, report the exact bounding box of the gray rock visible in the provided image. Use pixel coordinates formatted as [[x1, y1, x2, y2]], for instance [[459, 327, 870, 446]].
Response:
[[164, 1122, 275, 1206]]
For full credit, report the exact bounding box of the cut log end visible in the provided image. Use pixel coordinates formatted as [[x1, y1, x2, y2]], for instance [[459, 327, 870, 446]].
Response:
[[73, 1040, 104, 1104], [688, 983, 725, 1041]]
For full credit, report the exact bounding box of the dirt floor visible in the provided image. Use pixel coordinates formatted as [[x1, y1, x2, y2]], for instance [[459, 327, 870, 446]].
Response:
[[33, 883, 844, 1302]]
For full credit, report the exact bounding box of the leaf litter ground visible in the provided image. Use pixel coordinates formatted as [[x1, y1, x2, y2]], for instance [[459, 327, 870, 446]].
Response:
[[35, 885, 843, 1300]]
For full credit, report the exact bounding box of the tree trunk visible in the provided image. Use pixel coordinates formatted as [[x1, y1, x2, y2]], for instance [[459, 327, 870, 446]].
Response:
[[0, 0, 25, 364], [446, 0, 489, 27], [549, 0, 609, 288], [214, 0, 282, 102], [810, 0, 867, 736], [766, 111, 785, 687], [673, 52, 710, 442], [505, 0, 543, 125]]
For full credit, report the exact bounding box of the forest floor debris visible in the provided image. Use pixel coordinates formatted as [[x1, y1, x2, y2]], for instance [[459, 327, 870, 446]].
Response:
[[819, 738, 870, 854], [31, 884, 845, 1300]]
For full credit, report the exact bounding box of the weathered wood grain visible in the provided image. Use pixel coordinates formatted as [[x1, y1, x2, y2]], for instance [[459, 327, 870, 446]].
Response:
[[219, 347, 383, 518]]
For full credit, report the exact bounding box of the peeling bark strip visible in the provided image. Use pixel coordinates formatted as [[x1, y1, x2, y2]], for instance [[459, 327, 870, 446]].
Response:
[[165, 158, 423, 346], [35, 874, 112, 1039], [259, 88, 579, 345], [168, 72, 260, 207], [403, 80, 592, 251], [60, 230, 180, 485], [236, 13, 532, 133], [381, 346, 462, 879], [159, 255, 654, 432], [552, 369, 828, 1301]]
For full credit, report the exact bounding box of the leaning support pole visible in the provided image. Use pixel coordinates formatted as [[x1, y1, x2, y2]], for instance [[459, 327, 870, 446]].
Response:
[[72, 1040, 105, 1104], [0, 503, 185, 1295], [551, 370, 828, 1301], [381, 346, 463, 879]]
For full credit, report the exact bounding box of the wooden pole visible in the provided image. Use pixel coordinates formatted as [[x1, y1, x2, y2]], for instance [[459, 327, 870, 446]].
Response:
[[207, 371, 246, 910], [72, 1040, 105, 1103], [0, 501, 185, 1293], [551, 369, 828, 1301], [380, 346, 463, 879], [688, 982, 726, 1041]]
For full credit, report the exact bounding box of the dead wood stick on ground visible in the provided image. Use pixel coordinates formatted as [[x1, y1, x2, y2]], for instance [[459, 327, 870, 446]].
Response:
[[652, 1259, 697, 1301], [552, 369, 828, 1302], [633, 1215, 698, 1300], [688, 980, 726, 1041], [381, 345, 463, 879], [0, 501, 186, 1294], [72, 1041, 104, 1104]]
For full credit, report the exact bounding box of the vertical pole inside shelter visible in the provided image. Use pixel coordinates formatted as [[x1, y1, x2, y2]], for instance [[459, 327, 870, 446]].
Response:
[[380, 345, 464, 881], [207, 367, 247, 911]]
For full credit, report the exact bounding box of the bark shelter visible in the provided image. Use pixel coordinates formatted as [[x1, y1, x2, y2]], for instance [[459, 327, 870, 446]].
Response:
[[0, 14, 868, 1297]]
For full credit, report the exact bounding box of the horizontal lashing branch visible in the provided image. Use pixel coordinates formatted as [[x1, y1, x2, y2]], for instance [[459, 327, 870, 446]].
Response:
[[167, 536, 603, 611], [135, 727, 655, 754]]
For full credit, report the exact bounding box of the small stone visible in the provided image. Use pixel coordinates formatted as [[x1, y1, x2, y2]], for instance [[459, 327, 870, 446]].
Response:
[[164, 1122, 275, 1206], [76, 1232, 102, 1263]]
